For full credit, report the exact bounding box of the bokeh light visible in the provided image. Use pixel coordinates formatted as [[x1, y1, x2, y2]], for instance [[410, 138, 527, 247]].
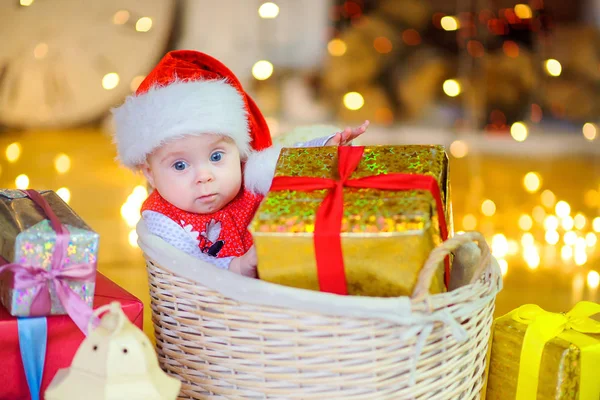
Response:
[[518, 214, 533, 231], [481, 199, 496, 216], [252, 60, 274, 80], [328, 39, 347, 56], [343, 92, 364, 110], [440, 16, 459, 31], [544, 59, 562, 77], [258, 2, 279, 18], [15, 174, 29, 189], [510, 122, 528, 142], [54, 154, 71, 174], [523, 172, 541, 193], [443, 79, 461, 97]]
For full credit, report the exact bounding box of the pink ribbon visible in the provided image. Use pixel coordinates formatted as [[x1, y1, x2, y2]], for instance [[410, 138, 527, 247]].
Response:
[[0, 190, 96, 335]]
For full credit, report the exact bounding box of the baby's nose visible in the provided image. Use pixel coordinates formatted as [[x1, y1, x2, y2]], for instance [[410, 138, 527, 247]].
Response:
[[195, 168, 214, 183]]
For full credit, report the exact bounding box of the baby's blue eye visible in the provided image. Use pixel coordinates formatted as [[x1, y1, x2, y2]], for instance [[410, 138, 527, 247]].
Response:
[[210, 151, 223, 162], [172, 161, 189, 171]]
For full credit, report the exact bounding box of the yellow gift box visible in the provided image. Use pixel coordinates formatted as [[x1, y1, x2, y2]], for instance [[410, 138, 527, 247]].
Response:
[[485, 302, 600, 400], [251, 145, 452, 297]]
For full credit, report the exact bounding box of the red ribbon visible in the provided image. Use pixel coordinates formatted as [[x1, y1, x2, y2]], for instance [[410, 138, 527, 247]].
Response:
[[270, 146, 449, 295], [0, 190, 97, 335]]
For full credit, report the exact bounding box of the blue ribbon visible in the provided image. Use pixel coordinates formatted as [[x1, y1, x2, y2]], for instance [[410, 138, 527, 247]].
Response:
[[17, 317, 47, 400]]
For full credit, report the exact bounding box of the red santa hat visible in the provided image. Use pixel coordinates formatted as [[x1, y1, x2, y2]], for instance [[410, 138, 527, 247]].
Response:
[[112, 50, 273, 171]]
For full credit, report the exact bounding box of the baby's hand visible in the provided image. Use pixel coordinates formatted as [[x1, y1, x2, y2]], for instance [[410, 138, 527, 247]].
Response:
[[230, 245, 257, 278], [326, 120, 370, 146]]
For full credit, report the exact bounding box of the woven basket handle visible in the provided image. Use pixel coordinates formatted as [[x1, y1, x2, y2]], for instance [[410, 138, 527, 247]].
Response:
[[411, 231, 491, 302]]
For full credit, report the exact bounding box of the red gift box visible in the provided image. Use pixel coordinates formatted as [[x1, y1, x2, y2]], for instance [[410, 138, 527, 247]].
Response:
[[0, 273, 143, 400]]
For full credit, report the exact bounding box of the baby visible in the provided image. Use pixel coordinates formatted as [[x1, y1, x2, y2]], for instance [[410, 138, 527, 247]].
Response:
[[112, 50, 367, 277]]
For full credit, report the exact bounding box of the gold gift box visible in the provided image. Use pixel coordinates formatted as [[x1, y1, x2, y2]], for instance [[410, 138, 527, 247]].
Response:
[[251, 145, 452, 297], [485, 313, 600, 400]]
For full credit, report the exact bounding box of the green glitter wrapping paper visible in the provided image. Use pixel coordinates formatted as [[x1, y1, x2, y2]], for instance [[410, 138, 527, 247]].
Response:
[[485, 316, 600, 400], [0, 190, 99, 317], [251, 145, 453, 297]]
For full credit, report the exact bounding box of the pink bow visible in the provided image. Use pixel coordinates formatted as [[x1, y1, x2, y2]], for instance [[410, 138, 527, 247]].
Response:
[[0, 190, 96, 335]]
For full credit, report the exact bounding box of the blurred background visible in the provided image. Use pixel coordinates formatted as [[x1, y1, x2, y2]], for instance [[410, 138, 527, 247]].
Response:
[[0, 0, 598, 335]]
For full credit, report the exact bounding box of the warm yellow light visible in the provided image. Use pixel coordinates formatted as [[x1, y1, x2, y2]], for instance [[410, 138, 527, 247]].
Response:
[[33, 43, 48, 59], [327, 39, 347, 57], [545, 230, 559, 245], [128, 229, 139, 247], [6, 143, 21, 163], [56, 187, 71, 204], [20, 0, 34, 6], [481, 199, 496, 216], [543, 215, 559, 231], [113, 10, 130, 25], [102, 73, 120, 90], [574, 249, 587, 266], [561, 245, 572, 261], [449, 140, 468, 158], [508, 240, 519, 255], [582, 123, 597, 141], [594, 217, 600, 233], [498, 259, 508, 276], [54, 154, 71, 174], [564, 231, 577, 245], [130, 75, 145, 92], [510, 122, 528, 142], [587, 270, 600, 289], [258, 2, 279, 18], [540, 190, 556, 208], [523, 246, 540, 269], [343, 92, 365, 111], [132, 185, 148, 201], [15, 174, 29, 189], [555, 200, 570, 218], [544, 59, 562, 77], [514, 4, 533, 19], [440, 16, 459, 31], [523, 172, 541, 193], [120, 203, 140, 228], [575, 237, 587, 251], [443, 79, 461, 97], [252, 60, 274, 81], [575, 213, 587, 229], [135, 17, 153, 32], [462, 213, 477, 230], [532, 205, 545, 223], [561, 216, 574, 231], [521, 233, 534, 247], [518, 214, 533, 231], [492, 234, 508, 258], [586, 232, 597, 247]]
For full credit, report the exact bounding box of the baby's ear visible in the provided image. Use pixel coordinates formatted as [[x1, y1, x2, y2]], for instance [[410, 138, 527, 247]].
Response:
[[140, 162, 155, 187]]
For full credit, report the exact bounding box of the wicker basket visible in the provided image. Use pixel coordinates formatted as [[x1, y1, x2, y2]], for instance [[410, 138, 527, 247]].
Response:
[[138, 220, 502, 400]]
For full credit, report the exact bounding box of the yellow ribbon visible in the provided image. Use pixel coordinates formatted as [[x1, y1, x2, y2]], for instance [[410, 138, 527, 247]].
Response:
[[507, 301, 600, 400]]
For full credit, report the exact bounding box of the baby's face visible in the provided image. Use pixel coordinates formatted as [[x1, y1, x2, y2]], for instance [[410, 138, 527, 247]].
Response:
[[143, 134, 242, 214]]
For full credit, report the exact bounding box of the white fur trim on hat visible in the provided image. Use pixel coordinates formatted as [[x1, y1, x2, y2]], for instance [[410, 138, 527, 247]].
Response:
[[112, 79, 250, 169], [244, 145, 283, 195]]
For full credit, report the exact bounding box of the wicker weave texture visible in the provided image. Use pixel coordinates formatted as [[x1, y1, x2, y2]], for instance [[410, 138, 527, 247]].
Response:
[[146, 232, 500, 399]]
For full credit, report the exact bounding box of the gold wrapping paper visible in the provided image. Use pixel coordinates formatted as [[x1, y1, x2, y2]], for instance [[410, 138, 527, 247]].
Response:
[[251, 145, 452, 297], [485, 311, 600, 400]]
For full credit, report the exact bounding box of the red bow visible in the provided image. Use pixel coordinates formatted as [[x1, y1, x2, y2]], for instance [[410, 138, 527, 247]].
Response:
[[270, 146, 449, 295]]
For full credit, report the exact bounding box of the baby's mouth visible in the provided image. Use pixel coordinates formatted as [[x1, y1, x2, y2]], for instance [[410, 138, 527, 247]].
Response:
[[196, 194, 217, 202]]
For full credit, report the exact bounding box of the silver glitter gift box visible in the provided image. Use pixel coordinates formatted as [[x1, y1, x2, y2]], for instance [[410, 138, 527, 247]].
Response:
[[0, 190, 99, 317]]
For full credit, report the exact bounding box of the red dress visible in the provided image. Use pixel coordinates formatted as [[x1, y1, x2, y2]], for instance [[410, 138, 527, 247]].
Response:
[[141, 189, 264, 257]]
